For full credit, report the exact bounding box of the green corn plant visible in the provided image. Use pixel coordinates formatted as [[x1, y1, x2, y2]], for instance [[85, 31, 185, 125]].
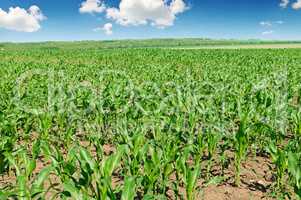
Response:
[[234, 115, 248, 187], [0, 136, 14, 174], [0, 118, 16, 175], [62, 147, 97, 199], [60, 144, 126, 200], [122, 133, 148, 177], [194, 131, 206, 165], [288, 151, 301, 199], [100, 145, 126, 199], [292, 114, 301, 145], [205, 131, 220, 180], [29, 166, 54, 199], [38, 113, 52, 140], [121, 176, 136, 200], [175, 146, 200, 200], [4, 147, 53, 199], [219, 138, 231, 176], [161, 138, 178, 195], [267, 143, 288, 191], [142, 145, 163, 195], [0, 191, 10, 200], [185, 164, 201, 200]]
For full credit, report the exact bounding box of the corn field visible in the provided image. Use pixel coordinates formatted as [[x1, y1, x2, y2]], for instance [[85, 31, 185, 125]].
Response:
[[0, 46, 301, 199]]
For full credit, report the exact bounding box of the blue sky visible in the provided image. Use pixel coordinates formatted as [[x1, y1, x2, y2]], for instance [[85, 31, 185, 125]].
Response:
[[0, 0, 300, 42]]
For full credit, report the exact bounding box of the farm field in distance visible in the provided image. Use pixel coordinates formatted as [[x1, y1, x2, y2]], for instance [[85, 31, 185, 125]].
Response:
[[1, 40, 301, 199]]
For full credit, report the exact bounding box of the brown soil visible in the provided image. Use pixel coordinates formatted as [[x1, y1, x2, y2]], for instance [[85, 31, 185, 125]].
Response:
[[200, 154, 275, 200], [202, 185, 271, 200]]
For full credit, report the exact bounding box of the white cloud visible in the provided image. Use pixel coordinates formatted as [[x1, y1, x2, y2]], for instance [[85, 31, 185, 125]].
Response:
[[94, 23, 113, 35], [292, 0, 301, 9], [102, 23, 113, 35], [280, 0, 301, 10], [280, 0, 289, 8], [170, 0, 188, 14], [262, 30, 274, 35], [260, 20, 284, 27], [0, 5, 46, 32], [260, 21, 272, 27], [106, 0, 188, 28], [80, 0, 106, 14]]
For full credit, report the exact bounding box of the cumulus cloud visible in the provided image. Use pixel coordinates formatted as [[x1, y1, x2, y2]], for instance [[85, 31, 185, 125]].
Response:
[[102, 23, 113, 35], [79, 0, 106, 14], [280, 0, 290, 8], [94, 23, 113, 35], [292, 0, 301, 9], [170, 0, 188, 14], [106, 0, 188, 28], [262, 30, 274, 35], [0, 5, 46, 32]]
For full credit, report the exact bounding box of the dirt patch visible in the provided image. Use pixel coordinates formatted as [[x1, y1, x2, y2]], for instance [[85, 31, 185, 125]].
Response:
[[202, 185, 271, 200], [198, 151, 275, 200]]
